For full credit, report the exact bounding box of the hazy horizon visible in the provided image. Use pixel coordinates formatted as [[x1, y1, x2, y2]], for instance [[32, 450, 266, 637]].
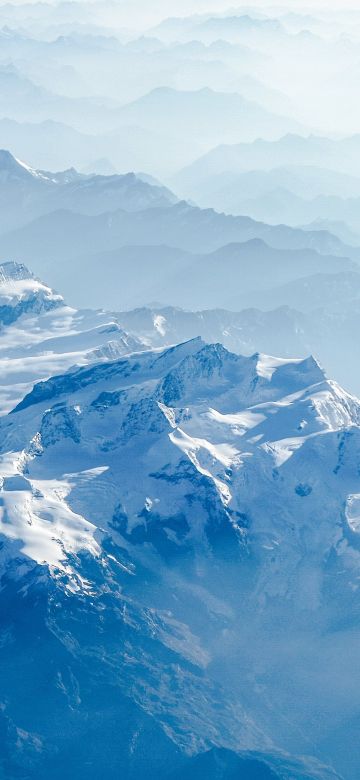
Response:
[[0, 4, 359, 780]]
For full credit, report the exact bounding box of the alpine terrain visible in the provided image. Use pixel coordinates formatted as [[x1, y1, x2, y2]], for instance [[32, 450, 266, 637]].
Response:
[[0, 1, 359, 778], [0, 263, 359, 779]]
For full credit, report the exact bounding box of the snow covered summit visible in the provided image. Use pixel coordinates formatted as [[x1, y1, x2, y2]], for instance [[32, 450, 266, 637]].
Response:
[[0, 260, 62, 321], [0, 260, 144, 412], [0, 269, 358, 779], [0, 149, 46, 181], [1, 327, 359, 588]]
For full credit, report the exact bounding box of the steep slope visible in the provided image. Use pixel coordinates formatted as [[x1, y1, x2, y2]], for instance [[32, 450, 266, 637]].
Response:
[[0, 150, 177, 233], [111, 299, 360, 396], [0, 261, 144, 412], [0, 305, 359, 776], [0, 259, 62, 323]]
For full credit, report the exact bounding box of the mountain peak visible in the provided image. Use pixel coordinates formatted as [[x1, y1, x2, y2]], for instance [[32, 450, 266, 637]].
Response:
[[0, 149, 44, 180], [255, 352, 326, 387], [0, 260, 34, 283], [0, 261, 63, 325], [0, 149, 27, 173]]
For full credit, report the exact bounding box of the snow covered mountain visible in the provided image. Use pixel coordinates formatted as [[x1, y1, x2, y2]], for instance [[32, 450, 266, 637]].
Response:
[[0, 265, 359, 778], [0, 149, 177, 233], [2, 2, 360, 776], [0, 261, 144, 412], [113, 297, 360, 397]]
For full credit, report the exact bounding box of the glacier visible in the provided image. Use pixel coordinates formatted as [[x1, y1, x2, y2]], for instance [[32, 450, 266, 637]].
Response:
[[2, 3, 360, 777], [0, 264, 358, 778]]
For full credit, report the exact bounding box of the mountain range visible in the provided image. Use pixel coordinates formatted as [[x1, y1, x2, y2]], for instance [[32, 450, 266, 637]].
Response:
[[0, 261, 144, 412], [114, 86, 304, 146], [0, 261, 359, 779], [0, 150, 356, 315], [173, 134, 360, 193], [0, 70, 306, 174], [150, 13, 286, 43], [1, 5, 360, 777], [0, 150, 177, 233], [112, 293, 360, 396], [171, 164, 360, 225], [0, 207, 355, 311]]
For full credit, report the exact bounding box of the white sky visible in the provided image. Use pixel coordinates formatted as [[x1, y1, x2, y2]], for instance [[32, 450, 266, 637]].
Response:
[[2, 0, 359, 9]]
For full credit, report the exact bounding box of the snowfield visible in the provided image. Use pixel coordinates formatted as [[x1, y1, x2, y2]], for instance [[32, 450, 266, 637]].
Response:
[[0, 262, 359, 779]]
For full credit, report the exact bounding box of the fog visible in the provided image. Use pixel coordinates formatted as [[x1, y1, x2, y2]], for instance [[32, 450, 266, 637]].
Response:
[[0, 3, 360, 780]]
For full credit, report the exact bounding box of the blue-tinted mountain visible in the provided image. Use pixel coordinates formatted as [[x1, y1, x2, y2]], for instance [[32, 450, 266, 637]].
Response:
[[0, 149, 177, 232]]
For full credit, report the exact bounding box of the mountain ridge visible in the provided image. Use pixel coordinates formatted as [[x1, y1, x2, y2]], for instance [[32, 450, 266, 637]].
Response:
[[0, 149, 178, 233], [0, 265, 357, 778]]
